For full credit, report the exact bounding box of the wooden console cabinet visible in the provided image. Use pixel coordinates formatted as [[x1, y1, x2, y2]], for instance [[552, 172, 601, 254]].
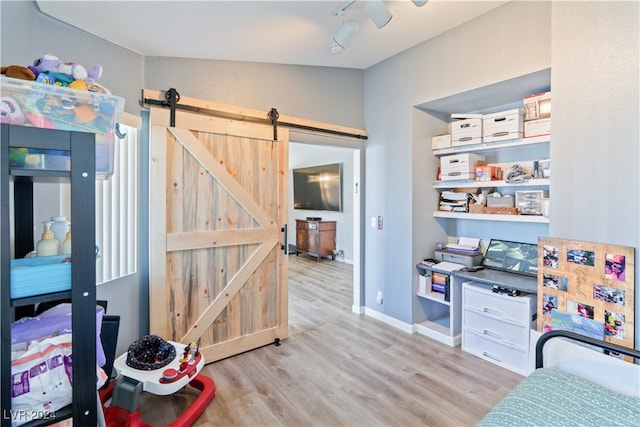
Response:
[[295, 219, 336, 262]]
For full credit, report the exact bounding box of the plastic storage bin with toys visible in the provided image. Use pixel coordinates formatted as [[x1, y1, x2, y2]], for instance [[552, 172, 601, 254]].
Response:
[[1, 53, 125, 178]]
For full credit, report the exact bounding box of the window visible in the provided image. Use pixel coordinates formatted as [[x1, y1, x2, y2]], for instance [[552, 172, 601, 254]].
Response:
[[95, 123, 138, 284]]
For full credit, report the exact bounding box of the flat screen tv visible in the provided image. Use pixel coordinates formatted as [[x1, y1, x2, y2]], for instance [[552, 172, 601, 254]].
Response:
[[292, 163, 343, 212]]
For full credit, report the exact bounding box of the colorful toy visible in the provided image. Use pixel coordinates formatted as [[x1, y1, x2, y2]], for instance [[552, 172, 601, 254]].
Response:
[[29, 53, 103, 82], [101, 338, 216, 427]]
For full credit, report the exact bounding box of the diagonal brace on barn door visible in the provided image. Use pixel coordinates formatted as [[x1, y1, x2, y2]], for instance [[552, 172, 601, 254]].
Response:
[[179, 240, 277, 344], [167, 127, 276, 228]]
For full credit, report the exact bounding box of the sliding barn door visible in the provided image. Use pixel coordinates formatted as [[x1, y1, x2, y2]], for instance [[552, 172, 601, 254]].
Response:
[[147, 97, 288, 363]]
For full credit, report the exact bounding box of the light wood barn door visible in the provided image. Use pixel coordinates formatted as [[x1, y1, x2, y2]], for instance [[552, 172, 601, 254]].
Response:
[[148, 102, 288, 363]]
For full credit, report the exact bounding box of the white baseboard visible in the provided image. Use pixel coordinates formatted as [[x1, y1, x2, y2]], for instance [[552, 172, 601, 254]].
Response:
[[352, 305, 364, 314], [363, 307, 414, 334]]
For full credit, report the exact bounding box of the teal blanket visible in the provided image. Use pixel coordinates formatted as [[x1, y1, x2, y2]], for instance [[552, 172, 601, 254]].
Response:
[[478, 368, 640, 426]]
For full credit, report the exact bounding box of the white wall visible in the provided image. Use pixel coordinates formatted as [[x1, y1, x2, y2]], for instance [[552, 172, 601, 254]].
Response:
[[0, 1, 143, 116], [288, 143, 355, 262], [143, 57, 364, 130], [550, 1, 639, 345]]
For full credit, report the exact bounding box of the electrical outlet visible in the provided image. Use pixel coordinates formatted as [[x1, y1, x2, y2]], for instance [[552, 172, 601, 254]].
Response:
[[376, 291, 383, 304]]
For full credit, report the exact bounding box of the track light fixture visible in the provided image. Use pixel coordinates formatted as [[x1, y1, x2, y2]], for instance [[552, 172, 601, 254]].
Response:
[[330, 0, 424, 53], [333, 19, 359, 50], [365, 0, 392, 29]]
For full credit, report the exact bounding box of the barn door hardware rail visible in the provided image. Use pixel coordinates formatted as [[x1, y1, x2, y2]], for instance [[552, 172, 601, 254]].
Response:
[[142, 88, 367, 141]]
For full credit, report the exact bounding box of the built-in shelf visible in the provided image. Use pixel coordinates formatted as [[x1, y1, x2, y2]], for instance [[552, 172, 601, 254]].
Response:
[[433, 135, 550, 156], [434, 178, 549, 189], [417, 291, 450, 305], [416, 318, 460, 347], [434, 211, 549, 223]]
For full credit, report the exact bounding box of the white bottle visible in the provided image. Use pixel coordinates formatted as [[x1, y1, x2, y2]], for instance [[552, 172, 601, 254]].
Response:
[[37, 221, 59, 256], [61, 223, 72, 255], [51, 216, 68, 252]]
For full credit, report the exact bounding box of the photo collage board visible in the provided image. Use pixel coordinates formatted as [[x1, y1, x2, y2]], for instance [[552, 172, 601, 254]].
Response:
[[537, 237, 635, 351]]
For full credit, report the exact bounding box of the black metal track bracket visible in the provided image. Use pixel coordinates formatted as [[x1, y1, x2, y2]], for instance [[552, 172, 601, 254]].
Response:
[[142, 89, 368, 141], [268, 108, 279, 141]]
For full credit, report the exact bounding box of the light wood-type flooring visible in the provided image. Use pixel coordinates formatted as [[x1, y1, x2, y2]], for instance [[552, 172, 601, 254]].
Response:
[[137, 254, 523, 426]]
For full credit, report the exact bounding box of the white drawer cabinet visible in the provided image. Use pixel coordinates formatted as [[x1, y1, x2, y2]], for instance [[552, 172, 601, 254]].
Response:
[[462, 282, 536, 375]]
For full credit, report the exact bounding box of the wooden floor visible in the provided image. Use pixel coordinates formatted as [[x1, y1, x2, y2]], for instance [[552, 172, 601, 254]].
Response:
[[138, 255, 523, 426]]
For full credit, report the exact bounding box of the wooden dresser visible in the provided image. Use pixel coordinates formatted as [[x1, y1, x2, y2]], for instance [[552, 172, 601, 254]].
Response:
[[295, 219, 336, 262]]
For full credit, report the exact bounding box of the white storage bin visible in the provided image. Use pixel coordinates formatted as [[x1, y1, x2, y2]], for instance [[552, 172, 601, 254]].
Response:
[[440, 153, 486, 181], [524, 118, 551, 138], [482, 109, 523, 143], [451, 117, 482, 147], [432, 134, 451, 150]]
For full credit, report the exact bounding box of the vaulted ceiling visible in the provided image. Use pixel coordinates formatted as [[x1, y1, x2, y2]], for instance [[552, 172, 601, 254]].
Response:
[[37, 0, 507, 69]]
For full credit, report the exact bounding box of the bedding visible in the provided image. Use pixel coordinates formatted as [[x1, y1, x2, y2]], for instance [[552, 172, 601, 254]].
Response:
[[478, 330, 640, 427], [478, 367, 640, 426]]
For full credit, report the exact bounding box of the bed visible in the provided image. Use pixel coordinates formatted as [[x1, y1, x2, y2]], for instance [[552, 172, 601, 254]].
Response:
[[478, 330, 640, 426]]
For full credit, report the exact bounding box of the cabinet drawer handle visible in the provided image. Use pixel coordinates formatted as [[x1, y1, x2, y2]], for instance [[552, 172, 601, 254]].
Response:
[[482, 307, 503, 317], [459, 136, 472, 142], [483, 351, 502, 362], [491, 131, 509, 137], [483, 329, 503, 340]]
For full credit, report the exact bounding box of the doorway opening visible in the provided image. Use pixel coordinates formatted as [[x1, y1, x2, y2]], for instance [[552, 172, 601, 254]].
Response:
[[288, 140, 362, 313]]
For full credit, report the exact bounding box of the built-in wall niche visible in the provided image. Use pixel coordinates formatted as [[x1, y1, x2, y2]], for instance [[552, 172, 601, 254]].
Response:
[[416, 69, 551, 121]]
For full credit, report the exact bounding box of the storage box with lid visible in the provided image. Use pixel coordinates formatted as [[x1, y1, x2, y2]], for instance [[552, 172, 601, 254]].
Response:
[[431, 133, 451, 150], [524, 118, 551, 138], [440, 153, 486, 181], [482, 109, 523, 143], [523, 91, 551, 138], [523, 91, 551, 121], [1, 76, 125, 178], [450, 115, 482, 147]]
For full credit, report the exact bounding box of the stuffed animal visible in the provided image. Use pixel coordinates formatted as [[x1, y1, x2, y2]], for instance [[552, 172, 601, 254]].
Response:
[[0, 65, 35, 80], [29, 53, 103, 81], [28, 53, 61, 77], [58, 61, 103, 81]]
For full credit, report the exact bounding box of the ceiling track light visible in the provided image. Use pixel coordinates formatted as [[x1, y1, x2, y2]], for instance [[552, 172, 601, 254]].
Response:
[[333, 19, 359, 50], [412, 0, 429, 7], [365, 0, 393, 29]]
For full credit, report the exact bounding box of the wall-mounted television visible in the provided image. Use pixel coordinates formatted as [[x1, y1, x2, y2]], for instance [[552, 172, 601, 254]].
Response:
[[292, 163, 343, 212]]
